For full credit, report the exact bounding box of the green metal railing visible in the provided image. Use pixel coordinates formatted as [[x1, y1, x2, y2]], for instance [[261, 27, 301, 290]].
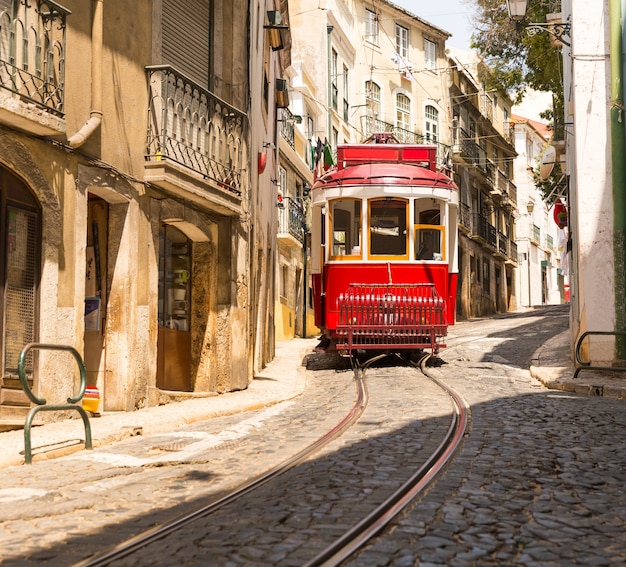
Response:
[[574, 331, 626, 379], [18, 343, 92, 464]]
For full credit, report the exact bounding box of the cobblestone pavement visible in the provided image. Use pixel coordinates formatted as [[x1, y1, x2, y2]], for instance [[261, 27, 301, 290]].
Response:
[[3, 305, 626, 566], [348, 305, 626, 566]]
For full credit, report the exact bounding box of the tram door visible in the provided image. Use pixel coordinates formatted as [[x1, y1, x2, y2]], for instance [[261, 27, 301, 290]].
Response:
[[157, 225, 192, 391]]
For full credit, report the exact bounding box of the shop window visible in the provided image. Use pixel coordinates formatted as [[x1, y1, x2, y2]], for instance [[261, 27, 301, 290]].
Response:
[[159, 225, 191, 332]]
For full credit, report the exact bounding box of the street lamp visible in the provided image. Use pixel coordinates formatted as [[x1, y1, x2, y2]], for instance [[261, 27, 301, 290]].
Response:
[[505, 0, 571, 47]]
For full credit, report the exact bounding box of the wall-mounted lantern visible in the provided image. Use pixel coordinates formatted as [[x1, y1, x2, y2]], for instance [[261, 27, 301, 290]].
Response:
[[505, 0, 571, 46]]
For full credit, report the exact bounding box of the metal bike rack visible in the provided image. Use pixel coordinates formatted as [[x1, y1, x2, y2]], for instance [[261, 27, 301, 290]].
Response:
[[18, 343, 93, 464], [574, 330, 626, 378]]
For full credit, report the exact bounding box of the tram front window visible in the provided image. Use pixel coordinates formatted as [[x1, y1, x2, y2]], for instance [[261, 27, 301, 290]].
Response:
[[369, 198, 408, 256], [330, 198, 361, 257]]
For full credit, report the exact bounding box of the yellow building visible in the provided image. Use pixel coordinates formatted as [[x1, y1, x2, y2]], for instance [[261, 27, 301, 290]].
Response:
[[0, 0, 288, 422]]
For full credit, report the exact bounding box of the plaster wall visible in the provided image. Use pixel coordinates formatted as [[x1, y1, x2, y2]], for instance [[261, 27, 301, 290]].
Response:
[[569, 0, 615, 362]]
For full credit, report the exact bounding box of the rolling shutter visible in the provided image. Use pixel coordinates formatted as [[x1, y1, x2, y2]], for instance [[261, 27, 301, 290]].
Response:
[[162, 0, 210, 87]]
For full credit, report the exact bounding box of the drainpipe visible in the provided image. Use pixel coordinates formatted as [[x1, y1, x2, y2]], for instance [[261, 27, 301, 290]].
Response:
[[609, 0, 626, 355], [326, 24, 333, 142], [68, 0, 103, 148]]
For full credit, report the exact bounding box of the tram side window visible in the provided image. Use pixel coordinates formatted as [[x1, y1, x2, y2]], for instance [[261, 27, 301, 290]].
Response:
[[415, 208, 443, 261], [369, 198, 408, 256], [330, 199, 361, 257]]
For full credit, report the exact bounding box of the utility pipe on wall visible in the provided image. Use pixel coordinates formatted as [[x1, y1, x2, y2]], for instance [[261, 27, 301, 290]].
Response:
[[609, 0, 626, 355], [68, 0, 103, 148]]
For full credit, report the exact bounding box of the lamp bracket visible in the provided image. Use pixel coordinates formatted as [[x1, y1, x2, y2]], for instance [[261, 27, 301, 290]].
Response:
[[525, 21, 571, 46]]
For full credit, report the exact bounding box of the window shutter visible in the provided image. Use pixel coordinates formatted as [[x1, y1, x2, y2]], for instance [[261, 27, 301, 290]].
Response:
[[162, 0, 210, 87]]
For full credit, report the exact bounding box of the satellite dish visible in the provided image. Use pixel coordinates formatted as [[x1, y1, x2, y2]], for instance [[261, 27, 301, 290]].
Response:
[[539, 145, 556, 180]]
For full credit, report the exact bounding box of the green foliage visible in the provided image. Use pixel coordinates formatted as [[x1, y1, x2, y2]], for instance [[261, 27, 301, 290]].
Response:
[[469, 0, 564, 102]]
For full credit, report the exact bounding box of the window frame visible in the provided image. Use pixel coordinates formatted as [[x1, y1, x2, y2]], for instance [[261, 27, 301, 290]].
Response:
[[424, 38, 436, 71], [368, 197, 409, 260], [365, 9, 379, 45]]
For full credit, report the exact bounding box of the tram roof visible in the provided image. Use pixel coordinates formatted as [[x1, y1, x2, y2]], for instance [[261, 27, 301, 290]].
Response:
[[313, 162, 457, 190], [314, 139, 457, 190]]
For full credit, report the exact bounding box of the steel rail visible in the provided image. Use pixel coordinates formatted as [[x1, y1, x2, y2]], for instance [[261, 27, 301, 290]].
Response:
[[303, 365, 469, 567], [74, 367, 369, 567]]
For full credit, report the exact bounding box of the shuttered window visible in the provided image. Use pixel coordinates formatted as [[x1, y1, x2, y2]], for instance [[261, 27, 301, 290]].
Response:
[[162, 0, 210, 87]]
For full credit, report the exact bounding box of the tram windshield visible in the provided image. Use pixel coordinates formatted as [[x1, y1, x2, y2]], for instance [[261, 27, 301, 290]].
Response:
[[369, 198, 408, 257]]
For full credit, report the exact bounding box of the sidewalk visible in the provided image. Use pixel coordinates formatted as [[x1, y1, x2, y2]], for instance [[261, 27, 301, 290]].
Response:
[[0, 338, 318, 469], [530, 328, 626, 399], [1, 331, 624, 470]]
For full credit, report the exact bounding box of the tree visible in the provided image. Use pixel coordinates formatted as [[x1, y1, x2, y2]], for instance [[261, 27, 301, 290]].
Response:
[[470, 0, 564, 106]]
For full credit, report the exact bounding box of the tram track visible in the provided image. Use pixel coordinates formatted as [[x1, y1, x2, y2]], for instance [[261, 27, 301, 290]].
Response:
[[74, 359, 468, 567]]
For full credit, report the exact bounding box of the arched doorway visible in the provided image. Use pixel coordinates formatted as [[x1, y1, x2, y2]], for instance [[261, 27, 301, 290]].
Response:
[[0, 168, 41, 419]]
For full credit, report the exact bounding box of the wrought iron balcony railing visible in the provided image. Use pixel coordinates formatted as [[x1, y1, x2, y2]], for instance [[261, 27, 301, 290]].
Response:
[[278, 107, 296, 149], [145, 65, 247, 197], [277, 197, 305, 244], [0, 0, 69, 116]]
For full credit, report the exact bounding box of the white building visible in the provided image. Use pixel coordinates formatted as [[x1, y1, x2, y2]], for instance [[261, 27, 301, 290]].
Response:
[[512, 115, 566, 307]]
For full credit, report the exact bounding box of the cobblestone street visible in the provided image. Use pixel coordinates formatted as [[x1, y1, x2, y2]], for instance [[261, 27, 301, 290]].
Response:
[[2, 305, 626, 566]]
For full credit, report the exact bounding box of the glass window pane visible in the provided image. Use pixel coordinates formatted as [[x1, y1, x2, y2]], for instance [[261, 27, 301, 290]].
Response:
[[369, 198, 407, 256], [331, 199, 361, 256]]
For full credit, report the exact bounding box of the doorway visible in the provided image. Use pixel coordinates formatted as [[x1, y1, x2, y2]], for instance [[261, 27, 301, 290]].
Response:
[[157, 225, 192, 391], [0, 168, 41, 419]]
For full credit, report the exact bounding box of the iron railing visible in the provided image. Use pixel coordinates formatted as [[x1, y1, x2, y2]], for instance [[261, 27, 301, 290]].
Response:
[[145, 65, 247, 197], [277, 197, 305, 244], [0, 0, 69, 116], [278, 107, 295, 149]]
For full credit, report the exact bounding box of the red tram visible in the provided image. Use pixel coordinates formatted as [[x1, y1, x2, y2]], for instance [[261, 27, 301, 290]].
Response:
[[310, 134, 459, 357]]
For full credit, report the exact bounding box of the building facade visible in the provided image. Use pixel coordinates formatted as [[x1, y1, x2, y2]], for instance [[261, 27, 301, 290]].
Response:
[[448, 50, 519, 319], [0, 0, 288, 422], [512, 115, 566, 307]]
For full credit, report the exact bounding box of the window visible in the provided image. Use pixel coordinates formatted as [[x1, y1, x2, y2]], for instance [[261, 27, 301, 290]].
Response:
[[395, 24, 409, 59], [415, 206, 444, 261], [278, 165, 287, 200], [424, 38, 436, 70], [396, 93, 411, 132], [425, 105, 438, 144], [343, 65, 349, 122], [330, 199, 362, 257], [281, 265, 288, 298], [365, 9, 379, 45], [369, 198, 408, 257], [331, 49, 338, 110], [366, 81, 380, 118]]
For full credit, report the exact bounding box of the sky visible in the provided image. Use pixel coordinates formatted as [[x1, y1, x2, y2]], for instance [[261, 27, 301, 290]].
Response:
[[391, 0, 552, 120], [393, 0, 476, 51]]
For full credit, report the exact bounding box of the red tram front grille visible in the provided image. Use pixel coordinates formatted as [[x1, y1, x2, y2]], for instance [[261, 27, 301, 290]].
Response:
[[335, 284, 447, 354]]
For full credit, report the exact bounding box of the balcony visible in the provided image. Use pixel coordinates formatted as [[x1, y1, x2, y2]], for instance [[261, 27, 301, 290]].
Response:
[[277, 197, 305, 245], [531, 224, 541, 244], [459, 202, 471, 233], [278, 107, 295, 150], [0, 0, 69, 135], [470, 212, 497, 249], [509, 240, 518, 264], [144, 66, 247, 216]]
